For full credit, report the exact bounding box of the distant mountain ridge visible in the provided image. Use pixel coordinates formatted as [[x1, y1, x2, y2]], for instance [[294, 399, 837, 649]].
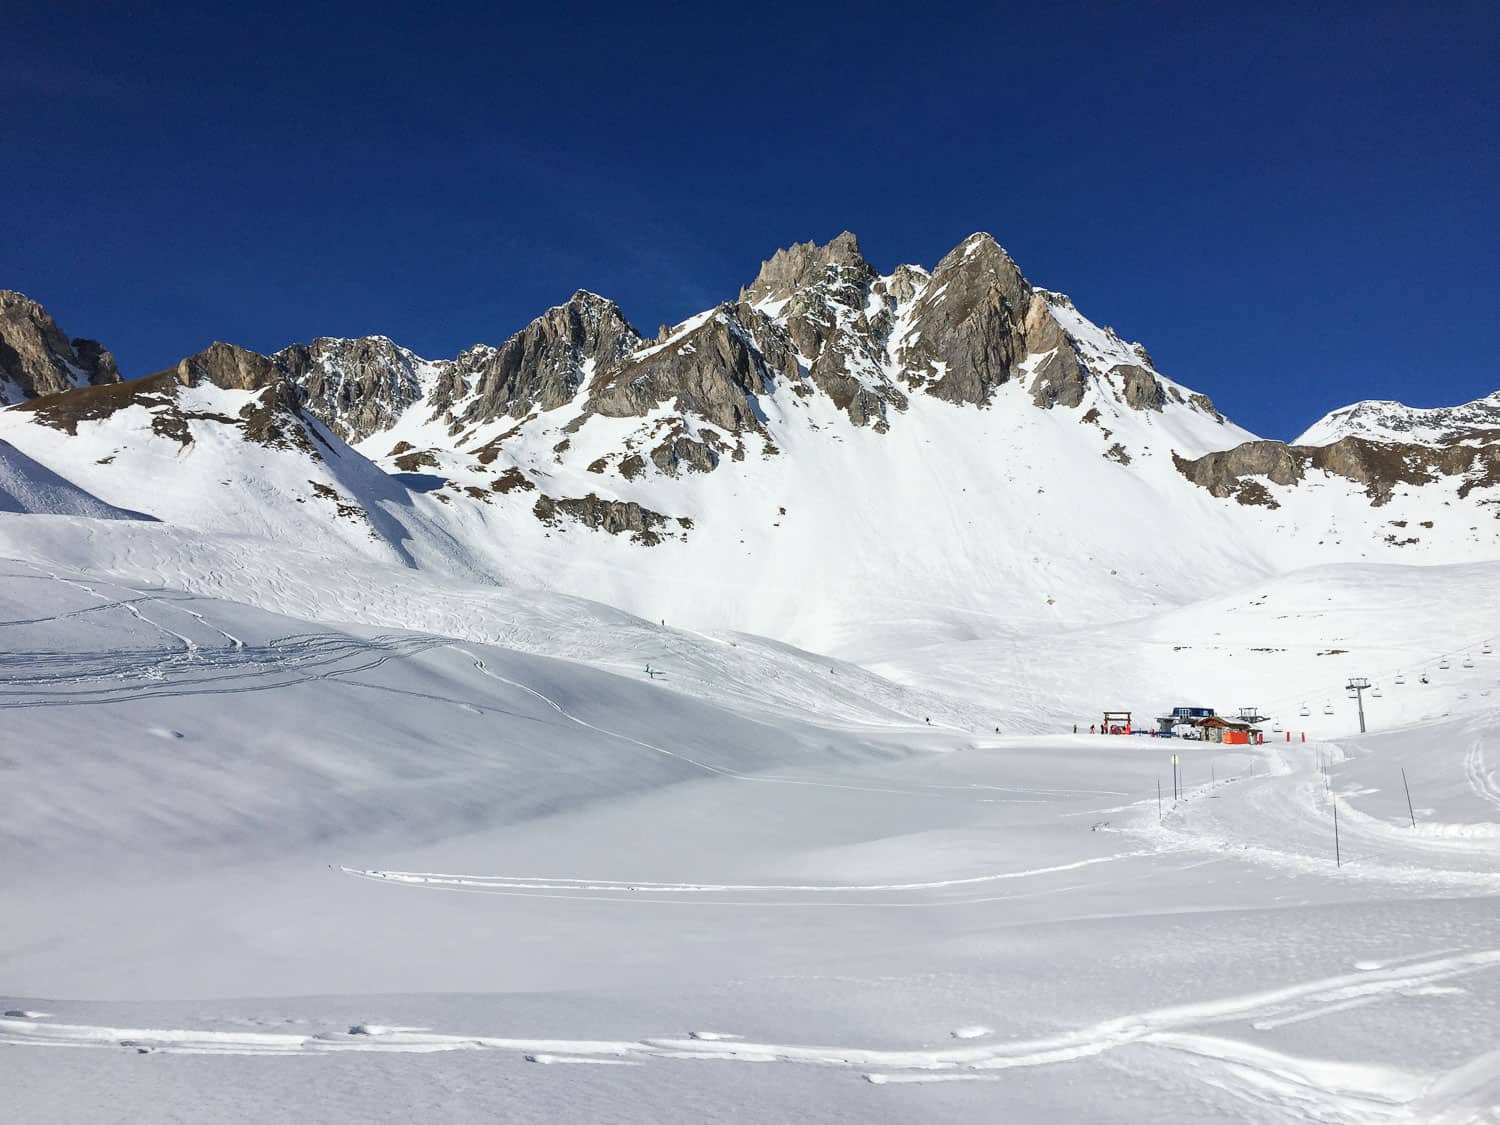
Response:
[[1295, 391, 1500, 447], [2, 231, 1498, 649]]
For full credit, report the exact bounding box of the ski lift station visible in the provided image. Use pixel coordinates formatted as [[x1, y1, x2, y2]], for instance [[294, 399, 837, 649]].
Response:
[[1154, 706, 1266, 744]]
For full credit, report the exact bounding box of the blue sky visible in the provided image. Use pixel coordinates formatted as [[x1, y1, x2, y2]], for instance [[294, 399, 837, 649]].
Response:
[[2, 1, 1495, 438]]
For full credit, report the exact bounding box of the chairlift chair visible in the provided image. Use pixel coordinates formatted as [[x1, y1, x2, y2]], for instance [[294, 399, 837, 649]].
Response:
[[1372, 685, 1383, 698], [1298, 703, 1310, 717], [1484, 642, 1493, 655], [1322, 702, 1335, 715], [1440, 657, 1451, 670], [1463, 654, 1474, 668], [1395, 672, 1405, 685]]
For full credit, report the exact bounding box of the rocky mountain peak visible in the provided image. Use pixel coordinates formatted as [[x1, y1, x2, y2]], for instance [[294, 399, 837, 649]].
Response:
[[893, 232, 1034, 405], [275, 335, 429, 443], [742, 231, 872, 306], [0, 290, 121, 404], [448, 289, 643, 429], [171, 342, 283, 392]]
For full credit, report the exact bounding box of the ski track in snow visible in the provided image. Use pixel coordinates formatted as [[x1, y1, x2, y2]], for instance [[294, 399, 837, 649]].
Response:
[[5, 561, 1500, 1118], [455, 648, 1118, 804], [337, 852, 1157, 906], [3, 951, 1496, 1119], [1123, 740, 1500, 892], [1464, 738, 1500, 812]]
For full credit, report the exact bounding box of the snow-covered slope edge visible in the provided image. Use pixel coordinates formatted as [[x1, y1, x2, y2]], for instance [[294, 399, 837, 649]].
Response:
[[1296, 390, 1500, 447]]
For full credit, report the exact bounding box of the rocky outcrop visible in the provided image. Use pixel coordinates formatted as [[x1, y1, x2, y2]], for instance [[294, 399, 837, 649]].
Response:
[[650, 433, 720, 476], [1188, 392, 1223, 422], [1113, 364, 1165, 411], [170, 342, 283, 392], [0, 291, 121, 403], [275, 336, 427, 442], [1173, 441, 1306, 496], [532, 492, 679, 545], [71, 337, 122, 388], [588, 309, 772, 433], [451, 291, 640, 428], [1175, 435, 1500, 507], [15, 340, 317, 453], [741, 231, 871, 307], [1024, 293, 1088, 408], [897, 234, 1031, 406]]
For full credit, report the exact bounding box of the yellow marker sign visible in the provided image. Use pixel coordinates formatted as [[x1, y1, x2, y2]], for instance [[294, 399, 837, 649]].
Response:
[[1172, 755, 1179, 765]]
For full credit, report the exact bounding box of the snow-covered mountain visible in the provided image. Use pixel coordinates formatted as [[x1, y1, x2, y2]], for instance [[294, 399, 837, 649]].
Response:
[[6, 234, 1500, 1125], [2, 233, 1498, 654], [1295, 390, 1500, 446]]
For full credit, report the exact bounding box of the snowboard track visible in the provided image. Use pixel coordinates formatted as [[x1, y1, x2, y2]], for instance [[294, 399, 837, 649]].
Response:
[[3, 950, 1496, 1120]]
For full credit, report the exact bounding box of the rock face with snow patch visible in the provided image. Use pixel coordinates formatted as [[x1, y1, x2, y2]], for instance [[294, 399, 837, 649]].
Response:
[[447, 291, 641, 428], [275, 336, 430, 443], [588, 306, 775, 433], [1175, 434, 1500, 507], [896, 234, 1031, 406], [532, 492, 680, 545], [5, 231, 1233, 466], [6, 230, 1497, 583], [0, 291, 121, 404]]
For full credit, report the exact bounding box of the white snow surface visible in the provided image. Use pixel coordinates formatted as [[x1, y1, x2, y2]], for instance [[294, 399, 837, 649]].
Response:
[[2, 254, 1499, 1119], [1, 509, 1499, 1122], [0, 439, 148, 520]]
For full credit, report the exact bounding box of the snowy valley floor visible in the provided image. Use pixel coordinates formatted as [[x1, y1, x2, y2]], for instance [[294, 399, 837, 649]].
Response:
[[2, 555, 1499, 1123]]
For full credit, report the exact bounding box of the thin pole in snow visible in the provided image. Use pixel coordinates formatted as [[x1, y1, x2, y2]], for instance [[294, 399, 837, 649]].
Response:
[[1157, 777, 1162, 823], [1333, 797, 1341, 868], [1402, 768, 1416, 829], [1211, 764, 1216, 788]]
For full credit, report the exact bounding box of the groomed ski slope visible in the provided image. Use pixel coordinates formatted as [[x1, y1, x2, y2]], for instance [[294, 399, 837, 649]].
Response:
[[3, 532, 1499, 1123]]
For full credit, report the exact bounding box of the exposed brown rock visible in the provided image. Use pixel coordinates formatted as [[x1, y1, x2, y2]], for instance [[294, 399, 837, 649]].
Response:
[[588, 310, 772, 433], [491, 467, 534, 493], [0, 291, 122, 403], [451, 291, 640, 427], [899, 234, 1030, 406], [392, 448, 439, 472], [532, 492, 679, 545], [276, 336, 426, 442], [1175, 434, 1500, 507], [741, 231, 871, 306], [650, 434, 720, 476], [1113, 364, 1165, 411]]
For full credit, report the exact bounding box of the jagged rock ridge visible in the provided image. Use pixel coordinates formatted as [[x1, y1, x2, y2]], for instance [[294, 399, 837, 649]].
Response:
[[0, 291, 120, 405], [6, 231, 1496, 542]]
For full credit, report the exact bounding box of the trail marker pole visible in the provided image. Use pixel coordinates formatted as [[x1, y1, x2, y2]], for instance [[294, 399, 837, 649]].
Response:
[[1157, 777, 1162, 823], [1333, 797, 1341, 868], [1402, 768, 1416, 828]]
